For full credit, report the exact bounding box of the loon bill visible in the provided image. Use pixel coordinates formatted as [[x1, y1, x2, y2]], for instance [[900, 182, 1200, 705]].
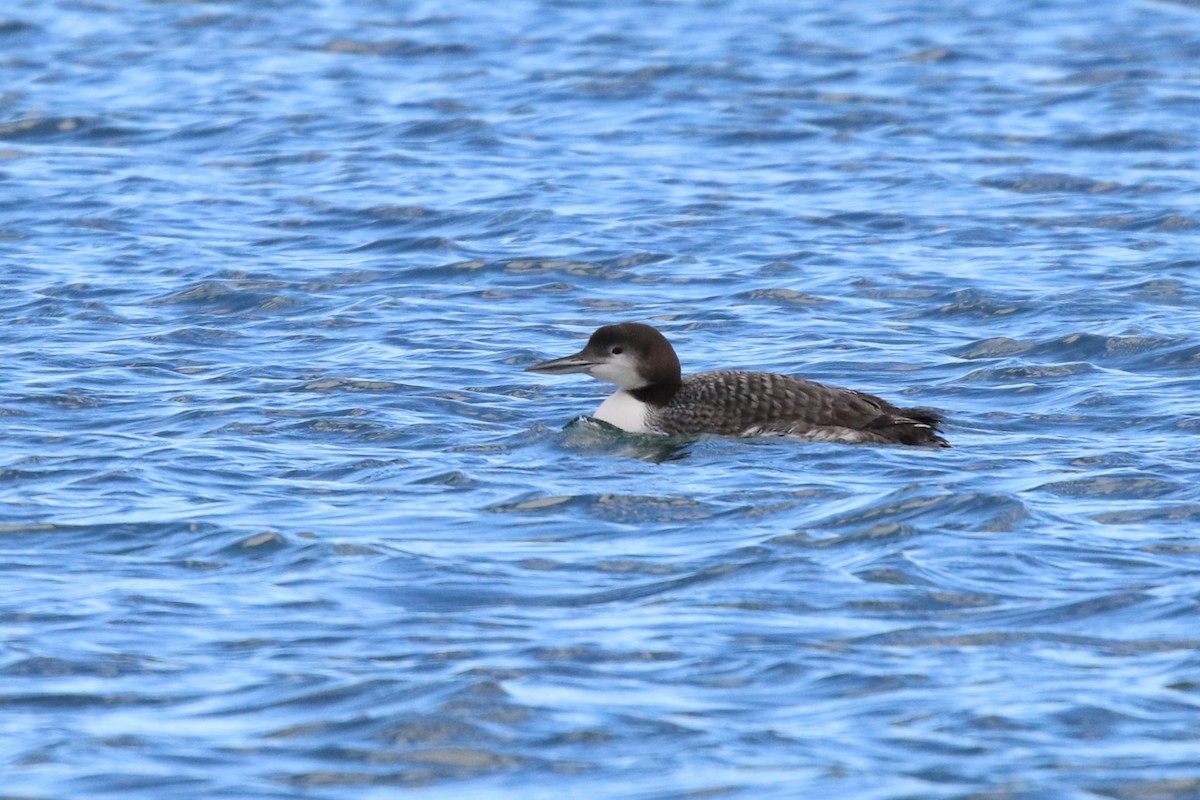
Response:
[[525, 322, 950, 448]]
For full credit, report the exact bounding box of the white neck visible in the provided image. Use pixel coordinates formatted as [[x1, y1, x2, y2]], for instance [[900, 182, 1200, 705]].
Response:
[[592, 389, 650, 433]]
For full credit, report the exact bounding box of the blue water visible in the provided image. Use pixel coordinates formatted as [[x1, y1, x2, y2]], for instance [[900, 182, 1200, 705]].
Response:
[[4, 0, 1200, 797]]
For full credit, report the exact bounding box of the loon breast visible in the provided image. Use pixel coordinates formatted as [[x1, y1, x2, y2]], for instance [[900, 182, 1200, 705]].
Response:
[[593, 390, 651, 433]]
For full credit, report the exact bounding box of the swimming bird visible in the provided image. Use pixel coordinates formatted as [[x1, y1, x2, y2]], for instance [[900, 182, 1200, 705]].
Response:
[[525, 322, 950, 447]]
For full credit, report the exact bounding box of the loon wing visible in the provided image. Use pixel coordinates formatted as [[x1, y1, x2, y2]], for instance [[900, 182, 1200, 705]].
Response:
[[656, 372, 949, 447]]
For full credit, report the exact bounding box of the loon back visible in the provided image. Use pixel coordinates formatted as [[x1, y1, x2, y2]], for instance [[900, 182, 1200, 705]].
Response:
[[649, 370, 949, 447]]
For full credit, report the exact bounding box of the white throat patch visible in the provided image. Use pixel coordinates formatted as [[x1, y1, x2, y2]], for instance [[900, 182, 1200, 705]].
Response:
[[587, 354, 646, 390]]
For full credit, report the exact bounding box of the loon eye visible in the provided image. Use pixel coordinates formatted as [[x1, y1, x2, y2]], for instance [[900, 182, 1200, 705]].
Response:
[[611, 346, 623, 355]]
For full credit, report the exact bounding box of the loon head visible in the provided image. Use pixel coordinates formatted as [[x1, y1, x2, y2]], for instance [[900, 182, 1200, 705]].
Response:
[[525, 322, 683, 397]]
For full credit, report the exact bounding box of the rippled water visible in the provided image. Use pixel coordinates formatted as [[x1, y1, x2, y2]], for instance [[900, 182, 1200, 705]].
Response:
[[4, 0, 1200, 797]]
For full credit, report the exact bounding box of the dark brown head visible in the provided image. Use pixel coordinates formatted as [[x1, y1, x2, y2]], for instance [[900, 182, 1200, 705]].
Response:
[[525, 322, 683, 404]]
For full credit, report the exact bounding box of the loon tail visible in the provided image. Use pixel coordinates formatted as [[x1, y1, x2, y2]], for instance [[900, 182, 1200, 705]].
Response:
[[870, 406, 952, 448]]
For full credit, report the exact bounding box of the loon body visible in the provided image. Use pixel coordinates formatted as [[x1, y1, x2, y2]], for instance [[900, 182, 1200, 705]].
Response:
[[525, 322, 950, 447]]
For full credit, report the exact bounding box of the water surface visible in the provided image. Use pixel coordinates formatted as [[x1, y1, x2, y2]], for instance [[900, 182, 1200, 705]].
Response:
[[3, 0, 1200, 797]]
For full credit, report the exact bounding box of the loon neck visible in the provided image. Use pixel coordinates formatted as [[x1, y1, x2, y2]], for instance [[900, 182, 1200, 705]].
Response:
[[629, 379, 681, 408]]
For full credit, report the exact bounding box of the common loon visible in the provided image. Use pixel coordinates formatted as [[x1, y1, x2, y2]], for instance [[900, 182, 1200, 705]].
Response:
[[525, 322, 950, 447]]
